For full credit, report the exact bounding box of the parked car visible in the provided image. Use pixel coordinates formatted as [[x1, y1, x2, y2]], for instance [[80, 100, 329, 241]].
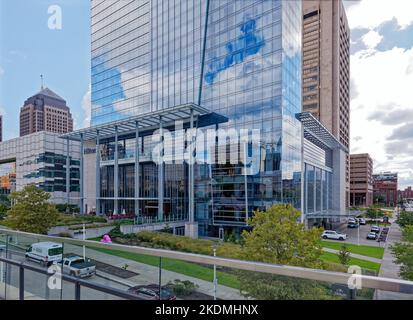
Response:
[[322, 230, 347, 241], [348, 218, 357, 224], [358, 218, 366, 225], [347, 222, 359, 228], [127, 285, 176, 300], [25, 242, 63, 267], [61, 256, 96, 278], [370, 225, 381, 233], [366, 232, 378, 240]]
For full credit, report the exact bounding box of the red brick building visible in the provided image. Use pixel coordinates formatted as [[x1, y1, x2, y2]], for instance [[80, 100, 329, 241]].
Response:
[[399, 186, 413, 200], [373, 172, 398, 207]]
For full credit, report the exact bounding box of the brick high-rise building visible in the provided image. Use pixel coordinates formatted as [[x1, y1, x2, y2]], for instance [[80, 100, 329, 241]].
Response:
[[19, 87, 73, 137], [302, 0, 351, 206], [350, 153, 373, 207]]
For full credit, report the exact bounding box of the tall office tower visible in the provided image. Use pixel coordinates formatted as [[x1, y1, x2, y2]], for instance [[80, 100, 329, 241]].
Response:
[[350, 153, 373, 207], [19, 87, 73, 137], [302, 0, 350, 205], [0, 114, 2, 142], [91, 0, 303, 236]]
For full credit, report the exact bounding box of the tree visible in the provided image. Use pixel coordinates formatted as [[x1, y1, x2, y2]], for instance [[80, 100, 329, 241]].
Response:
[[241, 204, 323, 268], [338, 245, 351, 266], [391, 227, 413, 281], [365, 206, 384, 220], [5, 185, 59, 234], [238, 204, 333, 299], [397, 210, 413, 228]]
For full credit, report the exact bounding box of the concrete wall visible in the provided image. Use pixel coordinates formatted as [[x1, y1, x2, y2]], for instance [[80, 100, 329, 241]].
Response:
[[332, 147, 346, 216]]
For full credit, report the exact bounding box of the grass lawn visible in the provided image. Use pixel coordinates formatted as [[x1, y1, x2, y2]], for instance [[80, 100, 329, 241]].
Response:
[[320, 241, 384, 259], [89, 246, 241, 290], [320, 252, 381, 273]]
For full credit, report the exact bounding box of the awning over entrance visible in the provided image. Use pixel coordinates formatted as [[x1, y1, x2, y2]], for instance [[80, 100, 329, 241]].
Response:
[[296, 112, 348, 152], [60, 103, 227, 141]]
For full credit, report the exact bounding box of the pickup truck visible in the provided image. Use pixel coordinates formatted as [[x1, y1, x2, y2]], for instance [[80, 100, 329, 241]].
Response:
[[62, 256, 96, 278]]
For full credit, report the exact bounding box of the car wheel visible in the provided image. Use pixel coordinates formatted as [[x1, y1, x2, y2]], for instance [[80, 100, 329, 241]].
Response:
[[322, 236, 328, 239], [339, 237, 344, 241]]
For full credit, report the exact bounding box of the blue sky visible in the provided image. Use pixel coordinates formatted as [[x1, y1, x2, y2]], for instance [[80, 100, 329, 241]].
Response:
[[0, 0, 90, 138], [0, 0, 412, 188]]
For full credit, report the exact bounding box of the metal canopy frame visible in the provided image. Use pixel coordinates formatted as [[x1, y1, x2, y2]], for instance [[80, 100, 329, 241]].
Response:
[[296, 112, 348, 152], [60, 103, 214, 142], [305, 209, 363, 219]]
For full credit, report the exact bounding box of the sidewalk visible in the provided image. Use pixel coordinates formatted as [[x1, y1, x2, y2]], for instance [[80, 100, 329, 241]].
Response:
[[375, 219, 413, 300], [321, 247, 381, 263], [65, 244, 245, 300]]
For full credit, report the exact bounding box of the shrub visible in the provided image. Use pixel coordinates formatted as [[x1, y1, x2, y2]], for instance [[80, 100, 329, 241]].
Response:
[[167, 279, 199, 296]]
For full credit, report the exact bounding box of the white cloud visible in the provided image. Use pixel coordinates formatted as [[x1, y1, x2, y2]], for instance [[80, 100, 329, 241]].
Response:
[[81, 84, 91, 128], [350, 46, 413, 188], [361, 30, 383, 49], [346, 0, 413, 30]]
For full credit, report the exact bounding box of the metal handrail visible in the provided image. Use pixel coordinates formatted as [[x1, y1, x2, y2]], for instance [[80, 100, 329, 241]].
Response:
[[0, 256, 140, 300], [1, 227, 413, 294]]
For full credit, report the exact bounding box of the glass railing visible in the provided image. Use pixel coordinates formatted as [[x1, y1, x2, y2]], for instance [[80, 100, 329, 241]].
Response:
[[1, 227, 413, 300]]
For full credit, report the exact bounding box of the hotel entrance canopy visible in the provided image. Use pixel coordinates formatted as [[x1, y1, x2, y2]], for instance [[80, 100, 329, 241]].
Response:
[[60, 103, 227, 142]]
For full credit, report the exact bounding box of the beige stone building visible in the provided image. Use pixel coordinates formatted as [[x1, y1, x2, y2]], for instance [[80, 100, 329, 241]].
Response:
[[302, 0, 350, 205], [350, 153, 373, 207], [20, 87, 73, 137]]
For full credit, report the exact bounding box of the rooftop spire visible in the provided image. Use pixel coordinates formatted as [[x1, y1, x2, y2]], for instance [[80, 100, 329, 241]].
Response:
[[40, 74, 44, 90]]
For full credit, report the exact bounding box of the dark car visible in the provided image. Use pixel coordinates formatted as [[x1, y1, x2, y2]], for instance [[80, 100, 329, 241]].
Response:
[[347, 222, 359, 228], [127, 285, 176, 300]]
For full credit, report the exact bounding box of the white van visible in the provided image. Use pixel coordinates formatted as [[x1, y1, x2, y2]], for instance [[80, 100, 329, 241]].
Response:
[[25, 242, 63, 266]]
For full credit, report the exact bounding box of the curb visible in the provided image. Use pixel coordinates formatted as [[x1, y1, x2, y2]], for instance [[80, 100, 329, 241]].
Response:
[[95, 270, 135, 288]]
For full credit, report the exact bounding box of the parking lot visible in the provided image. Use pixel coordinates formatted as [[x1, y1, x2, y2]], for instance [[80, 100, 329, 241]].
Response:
[[333, 223, 388, 247]]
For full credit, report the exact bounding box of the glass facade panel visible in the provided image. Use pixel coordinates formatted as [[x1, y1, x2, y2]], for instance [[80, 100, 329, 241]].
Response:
[[91, 0, 303, 236]]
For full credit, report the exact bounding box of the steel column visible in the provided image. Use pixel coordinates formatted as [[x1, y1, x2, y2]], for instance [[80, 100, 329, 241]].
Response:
[[135, 121, 140, 222], [114, 126, 119, 215], [96, 130, 100, 215], [188, 109, 195, 223], [66, 138, 70, 210], [80, 133, 84, 215], [158, 117, 164, 221], [19, 265, 24, 300]]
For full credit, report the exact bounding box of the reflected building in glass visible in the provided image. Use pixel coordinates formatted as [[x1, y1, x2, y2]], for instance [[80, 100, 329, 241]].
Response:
[[73, 0, 346, 237]]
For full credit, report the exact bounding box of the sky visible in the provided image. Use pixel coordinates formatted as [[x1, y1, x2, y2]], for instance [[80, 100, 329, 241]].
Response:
[[0, 0, 412, 188]]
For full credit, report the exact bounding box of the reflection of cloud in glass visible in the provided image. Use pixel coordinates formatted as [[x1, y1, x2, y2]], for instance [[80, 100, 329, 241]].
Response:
[[205, 18, 265, 85]]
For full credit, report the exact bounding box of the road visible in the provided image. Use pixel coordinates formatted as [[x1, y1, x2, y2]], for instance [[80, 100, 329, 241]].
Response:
[[0, 246, 129, 300]]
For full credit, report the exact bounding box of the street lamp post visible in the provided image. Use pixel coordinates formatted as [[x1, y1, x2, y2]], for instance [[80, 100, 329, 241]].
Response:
[[213, 245, 217, 300]]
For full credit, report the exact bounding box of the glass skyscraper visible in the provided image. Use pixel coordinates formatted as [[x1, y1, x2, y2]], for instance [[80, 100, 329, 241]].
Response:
[[90, 0, 302, 236]]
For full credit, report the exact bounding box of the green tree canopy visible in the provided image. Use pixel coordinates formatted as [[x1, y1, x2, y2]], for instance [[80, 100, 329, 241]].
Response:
[[5, 185, 59, 234], [397, 211, 413, 228], [241, 204, 323, 268], [238, 204, 333, 300], [365, 206, 384, 219], [391, 225, 413, 281]]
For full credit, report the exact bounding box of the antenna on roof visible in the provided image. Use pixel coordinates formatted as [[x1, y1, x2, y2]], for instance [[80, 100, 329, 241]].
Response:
[[40, 74, 44, 90]]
